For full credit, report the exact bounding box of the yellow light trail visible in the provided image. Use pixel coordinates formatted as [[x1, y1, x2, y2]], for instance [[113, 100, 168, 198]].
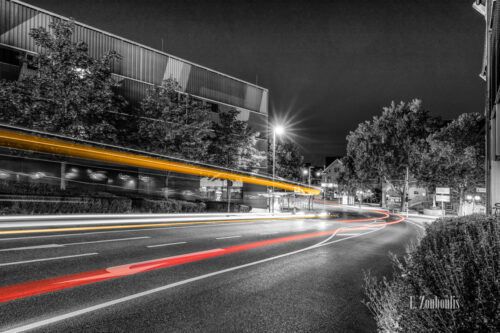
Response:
[[0, 129, 320, 195], [0, 216, 322, 235]]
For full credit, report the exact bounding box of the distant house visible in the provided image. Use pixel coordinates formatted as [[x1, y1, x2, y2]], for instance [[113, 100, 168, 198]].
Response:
[[322, 159, 344, 186], [324, 156, 344, 168]]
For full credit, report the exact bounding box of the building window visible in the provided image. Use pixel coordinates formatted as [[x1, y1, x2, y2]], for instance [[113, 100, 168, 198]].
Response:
[[0, 46, 22, 66]]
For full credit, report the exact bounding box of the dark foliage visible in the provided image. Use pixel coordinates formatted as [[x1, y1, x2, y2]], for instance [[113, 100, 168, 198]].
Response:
[[365, 215, 500, 332]]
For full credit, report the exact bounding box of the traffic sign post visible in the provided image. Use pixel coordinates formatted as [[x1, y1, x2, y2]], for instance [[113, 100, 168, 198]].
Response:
[[435, 194, 450, 202], [435, 187, 450, 217], [436, 187, 450, 195]]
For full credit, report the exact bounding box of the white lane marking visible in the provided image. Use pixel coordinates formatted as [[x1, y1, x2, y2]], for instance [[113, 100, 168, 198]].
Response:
[[215, 235, 241, 240], [335, 233, 364, 236], [0, 253, 98, 267], [259, 232, 278, 235], [147, 242, 187, 248], [63, 237, 150, 246], [0, 237, 149, 252], [2, 225, 384, 332], [0, 244, 63, 251], [1, 222, 388, 333]]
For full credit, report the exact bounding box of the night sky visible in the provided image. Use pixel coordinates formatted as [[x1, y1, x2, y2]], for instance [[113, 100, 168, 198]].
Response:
[[25, 0, 486, 165]]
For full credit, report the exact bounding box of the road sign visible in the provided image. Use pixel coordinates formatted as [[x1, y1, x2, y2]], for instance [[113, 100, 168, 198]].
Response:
[[436, 187, 450, 195], [436, 194, 450, 202], [476, 187, 486, 193]]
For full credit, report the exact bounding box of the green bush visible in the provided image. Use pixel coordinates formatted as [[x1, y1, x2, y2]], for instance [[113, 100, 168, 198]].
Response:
[[0, 180, 207, 214], [178, 200, 206, 213], [0, 197, 132, 215], [238, 204, 251, 213], [134, 199, 206, 213], [364, 215, 500, 332], [138, 199, 178, 213], [0, 180, 116, 198]]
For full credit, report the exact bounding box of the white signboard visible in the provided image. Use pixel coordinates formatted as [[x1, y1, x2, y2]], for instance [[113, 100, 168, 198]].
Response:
[[436, 187, 450, 195], [436, 194, 450, 202], [200, 178, 242, 187], [476, 187, 486, 193]]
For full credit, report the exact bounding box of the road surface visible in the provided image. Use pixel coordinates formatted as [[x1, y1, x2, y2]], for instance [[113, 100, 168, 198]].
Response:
[[0, 206, 423, 332]]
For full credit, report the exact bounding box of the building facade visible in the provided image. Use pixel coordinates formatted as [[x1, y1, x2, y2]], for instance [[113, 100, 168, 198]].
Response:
[[0, 0, 269, 153], [320, 159, 343, 199], [0, 0, 274, 209], [474, 0, 500, 212], [321, 159, 344, 186]]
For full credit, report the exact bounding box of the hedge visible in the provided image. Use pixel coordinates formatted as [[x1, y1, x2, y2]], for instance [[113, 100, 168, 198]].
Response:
[[0, 197, 132, 215], [364, 215, 500, 332], [137, 199, 206, 213], [0, 197, 207, 215], [0, 180, 115, 198], [0, 180, 207, 215]]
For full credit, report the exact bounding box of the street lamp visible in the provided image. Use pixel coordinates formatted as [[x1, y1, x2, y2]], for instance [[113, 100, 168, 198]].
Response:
[[302, 166, 313, 186], [272, 125, 285, 213]]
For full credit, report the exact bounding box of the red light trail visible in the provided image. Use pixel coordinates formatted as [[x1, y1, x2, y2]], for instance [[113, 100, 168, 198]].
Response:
[[0, 212, 404, 303]]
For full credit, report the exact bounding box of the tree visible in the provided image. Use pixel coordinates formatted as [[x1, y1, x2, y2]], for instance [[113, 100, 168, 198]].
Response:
[[345, 99, 441, 209], [268, 140, 304, 182], [233, 129, 266, 171], [208, 108, 265, 170], [0, 20, 126, 143], [137, 79, 265, 170], [137, 79, 212, 162], [413, 113, 485, 209], [337, 155, 365, 198]]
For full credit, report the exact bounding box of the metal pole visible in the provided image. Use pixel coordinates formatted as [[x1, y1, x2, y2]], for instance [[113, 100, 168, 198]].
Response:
[[227, 181, 231, 213], [405, 166, 409, 218], [272, 130, 276, 214], [60, 162, 66, 190], [323, 187, 326, 211], [485, 1, 492, 215], [308, 166, 311, 186]]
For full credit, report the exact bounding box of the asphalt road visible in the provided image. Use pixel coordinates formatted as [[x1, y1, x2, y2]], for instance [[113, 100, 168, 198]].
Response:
[[0, 206, 423, 332]]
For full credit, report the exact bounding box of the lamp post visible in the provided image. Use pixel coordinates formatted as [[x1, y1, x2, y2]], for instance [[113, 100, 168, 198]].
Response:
[[302, 166, 313, 186], [302, 166, 313, 210], [272, 125, 285, 214], [321, 182, 327, 211]]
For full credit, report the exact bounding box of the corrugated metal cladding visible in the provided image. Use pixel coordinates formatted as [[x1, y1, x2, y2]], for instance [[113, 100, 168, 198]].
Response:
[[0, 0, 268, 115]]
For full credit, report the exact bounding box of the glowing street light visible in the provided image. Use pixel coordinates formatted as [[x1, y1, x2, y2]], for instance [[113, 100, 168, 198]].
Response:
[[274, 125, 285, 136], [302, 166, 313, 185]]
